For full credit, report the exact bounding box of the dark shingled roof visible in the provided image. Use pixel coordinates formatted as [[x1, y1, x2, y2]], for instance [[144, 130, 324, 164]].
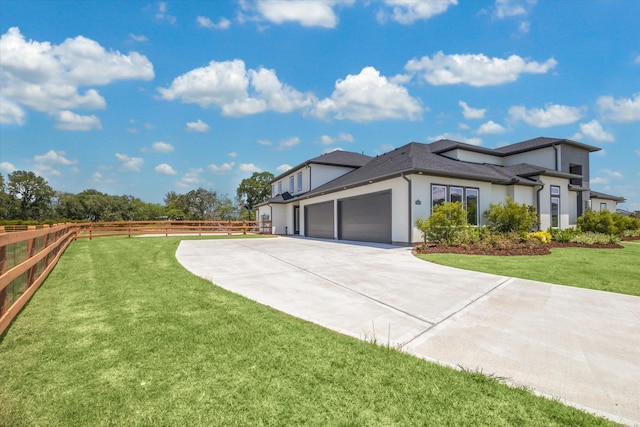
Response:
[[590, 191, 626, 202], [270, 150, 372, 183], [494, 137, 601, 154], [305, 141, 551, 197]]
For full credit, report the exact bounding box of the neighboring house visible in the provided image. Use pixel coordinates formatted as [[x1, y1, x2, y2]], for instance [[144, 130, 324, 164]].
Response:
[[256, 137, 625, 245], [589, 190, 626, 212]]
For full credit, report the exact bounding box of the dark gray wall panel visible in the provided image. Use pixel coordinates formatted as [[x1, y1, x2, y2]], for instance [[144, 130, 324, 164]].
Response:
[[305, 201, 334, 239], [339, 191, 391, 243]]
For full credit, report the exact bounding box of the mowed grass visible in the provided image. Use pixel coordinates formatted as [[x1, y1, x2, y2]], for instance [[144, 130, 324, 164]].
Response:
[[417, 242, 640, 297], [0, 237, 616, 426]]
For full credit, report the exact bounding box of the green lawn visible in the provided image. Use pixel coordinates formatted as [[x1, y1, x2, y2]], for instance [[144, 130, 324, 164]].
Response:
[[417, 241, 640, 297], [0, 236, 616, 426]]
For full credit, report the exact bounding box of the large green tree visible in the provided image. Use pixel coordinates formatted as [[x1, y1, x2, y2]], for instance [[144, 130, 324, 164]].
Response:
[[7, 170, 55, 220], [0, 174, 13, 220], [236, 171, 274, 219]]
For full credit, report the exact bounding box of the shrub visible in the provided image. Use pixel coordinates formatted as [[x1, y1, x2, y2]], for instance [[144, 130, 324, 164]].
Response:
[[415, 202, 468, 245], [570, 232, 620, 245], [549, 227, 579, 243], [577, 209, 640, 235], [483, 197, 538, 234], [528, 231, 552, 243]]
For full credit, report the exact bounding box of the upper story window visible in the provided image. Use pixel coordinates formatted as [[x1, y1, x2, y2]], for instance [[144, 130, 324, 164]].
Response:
[[297, 172, 303, 191], [271, 185, 275, 197], [289, 176, 294, 193], [278, 181, 282, 195]]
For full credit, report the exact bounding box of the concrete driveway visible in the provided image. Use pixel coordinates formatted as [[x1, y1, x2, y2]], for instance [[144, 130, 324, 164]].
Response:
[[176, 237, 640, 425]]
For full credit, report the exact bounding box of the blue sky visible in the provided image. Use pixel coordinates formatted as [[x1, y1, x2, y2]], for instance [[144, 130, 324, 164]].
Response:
[[1, 0, 639, 209]]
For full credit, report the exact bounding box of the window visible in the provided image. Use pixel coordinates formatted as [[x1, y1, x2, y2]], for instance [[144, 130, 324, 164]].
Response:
[[297, 172, 303, 191], [465, 188, 479, 225], [550, 185, 560, 228], [289, 176, 294, 193], [278, 181, 282, 195], [431, 184, 479, 225], [271, 185, 275, 197], [432, 185, 446, 209], [600, 202, 608, 211]]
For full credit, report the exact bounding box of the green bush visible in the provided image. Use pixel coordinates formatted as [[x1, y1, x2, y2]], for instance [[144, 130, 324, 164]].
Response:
[[570, 232, 620, 245], [415, 201, 468, 245], [483, 197, 538, 234], [549, 227, 579, 243], [577, 209, 640, 235]]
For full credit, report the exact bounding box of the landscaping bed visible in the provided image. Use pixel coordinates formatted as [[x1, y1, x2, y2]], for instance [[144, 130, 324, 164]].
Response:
[[413, 241, 624, 256]]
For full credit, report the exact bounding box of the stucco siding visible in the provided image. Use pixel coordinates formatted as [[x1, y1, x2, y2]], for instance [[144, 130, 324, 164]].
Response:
[[503, 147, 556, 170], [440, 149, 503, 165]]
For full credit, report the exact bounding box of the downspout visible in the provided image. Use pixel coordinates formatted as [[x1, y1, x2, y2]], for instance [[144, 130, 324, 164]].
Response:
[[535, 184, 545, 231], [402, 172, 412, 246]]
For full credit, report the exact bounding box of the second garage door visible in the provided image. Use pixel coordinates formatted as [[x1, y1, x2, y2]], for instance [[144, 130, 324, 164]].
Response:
[[338, 191, 392, 244]]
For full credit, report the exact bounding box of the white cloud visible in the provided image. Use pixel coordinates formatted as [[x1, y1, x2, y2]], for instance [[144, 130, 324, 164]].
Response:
[[508, 104, 583, 127], [176, 168, 206, 189], [158, 59, 314, 117], [0, 162, 16, 173], [0, 27, 153, 123], [428, 132, 482, 146], [155, 2, 176, 24], [602, 169, 623, 180], [0, 96, 25, 125], [405, 51, 557, 87], [34, 150, 77, 165], [257, 139, 272, 146], [276, 164, 292, 174], [578, 120, 615, 143], [115, 153, 143, 172], [321, 132, 355, 145], [91, 171, 102, 181], [476, 120, 507, 134], [207, 162, 235, 173], [185, 119, 210, 132], [312, 66, 422, 122], [151, 141, 174, 153], [128, 33, 148, 42], [155, 163, 177, 175], [590, 177, 607, 185], [597, 93, 640, 122], [228, 152, 238, 158], [459, 101, 486, 119], [494, 0, 537, 19], [518, 21, 531, 34], [277, 136, 300, 150], [197, 16, 232, 30], [253, 0, 348, 28], [54, 110, 102, 131], [239, 163, 262, 173], [636, 55, 640, 64], [377, 0, 457, 24], [635, 150, 640, 157]]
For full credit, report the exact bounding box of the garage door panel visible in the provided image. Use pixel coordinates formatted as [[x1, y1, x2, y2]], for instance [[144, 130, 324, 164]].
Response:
[[339, 191, 391, 243], [305, 201, 334, 239]]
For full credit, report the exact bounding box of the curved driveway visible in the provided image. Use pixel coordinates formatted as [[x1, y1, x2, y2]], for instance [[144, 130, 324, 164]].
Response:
[[176, 237, 640, 425]]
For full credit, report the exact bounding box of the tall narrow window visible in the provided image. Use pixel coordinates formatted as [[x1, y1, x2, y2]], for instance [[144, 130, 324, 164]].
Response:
[[550, 185, 560, 228], [297, 172, 303, 191], [465, 188, 479, 225], [432, 185, 446, 210], [271, 185, 275, 197], [600, 202, 607, 211], [289, 176, 294, 193], [278, 181, 282, 195]]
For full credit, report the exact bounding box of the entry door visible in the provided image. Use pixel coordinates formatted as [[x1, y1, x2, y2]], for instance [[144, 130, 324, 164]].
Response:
[[293, 206, 300, 235]]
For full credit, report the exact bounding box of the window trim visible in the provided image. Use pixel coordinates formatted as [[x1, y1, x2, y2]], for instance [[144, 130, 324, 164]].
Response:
[[289, 176, 294, 193], [297, 172, 303, 191], [431, 184, 480, 225], [550, 185, 560, 228]]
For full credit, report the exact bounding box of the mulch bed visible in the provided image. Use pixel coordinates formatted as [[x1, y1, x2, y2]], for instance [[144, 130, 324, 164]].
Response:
[[413, 241, 624, 256]]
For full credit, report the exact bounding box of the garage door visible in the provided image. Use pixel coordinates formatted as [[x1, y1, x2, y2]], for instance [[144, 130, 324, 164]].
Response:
[[305, 201, 334, 239], [338, 191, 392, 243]]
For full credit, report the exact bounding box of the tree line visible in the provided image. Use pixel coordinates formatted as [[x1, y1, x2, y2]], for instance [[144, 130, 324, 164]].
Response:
[[0, 170, 274, 223]]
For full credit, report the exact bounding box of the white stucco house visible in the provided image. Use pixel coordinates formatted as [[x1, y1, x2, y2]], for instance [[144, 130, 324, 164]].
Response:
[[256, 137, 625, 245]]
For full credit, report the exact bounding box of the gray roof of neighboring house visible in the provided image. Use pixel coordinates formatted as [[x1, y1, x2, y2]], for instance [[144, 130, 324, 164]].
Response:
[[270, 150, 372, 183], [590, 191, 626, 202]]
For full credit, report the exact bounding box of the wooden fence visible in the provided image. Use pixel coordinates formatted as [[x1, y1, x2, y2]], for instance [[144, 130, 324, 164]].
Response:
[[0, 224, 79, 334], [0, 220, 272, 334]]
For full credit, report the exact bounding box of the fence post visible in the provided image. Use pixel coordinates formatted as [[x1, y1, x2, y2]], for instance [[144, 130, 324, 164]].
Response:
[[0, 243, 6, 317], [243, 220, 247, 235], [228, 220, 232, 236], [89, 223, 93, 241]]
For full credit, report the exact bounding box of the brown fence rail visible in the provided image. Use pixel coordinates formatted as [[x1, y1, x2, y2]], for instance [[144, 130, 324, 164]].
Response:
[[0, 224, 79, 334], [75, 220, 273, 239], [0, 220, 272, 334]]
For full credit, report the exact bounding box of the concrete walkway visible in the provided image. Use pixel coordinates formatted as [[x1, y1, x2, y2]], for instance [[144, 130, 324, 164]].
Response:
[[176, 237, 640, 425]]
